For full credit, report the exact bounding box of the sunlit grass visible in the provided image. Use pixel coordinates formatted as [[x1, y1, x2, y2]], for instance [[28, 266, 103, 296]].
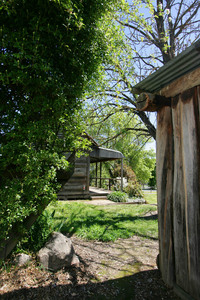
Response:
[[143, 191, 157, 205], [46, 201, 158, 242]]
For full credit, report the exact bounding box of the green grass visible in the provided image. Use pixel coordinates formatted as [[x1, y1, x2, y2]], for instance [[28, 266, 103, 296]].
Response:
[[143, 191, 157, 205], [46, 200, 158, 242]]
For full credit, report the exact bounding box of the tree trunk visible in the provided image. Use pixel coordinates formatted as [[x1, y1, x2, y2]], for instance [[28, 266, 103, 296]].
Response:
[[0, 210, 44, 261], [136, 110, 157, 140]]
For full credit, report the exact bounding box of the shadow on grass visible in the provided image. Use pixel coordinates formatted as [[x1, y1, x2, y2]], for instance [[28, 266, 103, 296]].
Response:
[[52, 205, 158, 241], [1, 269, 179, 300]]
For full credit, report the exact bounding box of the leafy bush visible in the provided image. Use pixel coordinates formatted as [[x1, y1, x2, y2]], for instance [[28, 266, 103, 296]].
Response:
[[124, 181, 143, 198], [148, 165, 156, 189], [16, 211, 54, 253], [107, 191, 128, 202]]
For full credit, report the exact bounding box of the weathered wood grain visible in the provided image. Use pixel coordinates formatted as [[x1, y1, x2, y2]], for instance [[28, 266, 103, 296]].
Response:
[[172, 87, 200, 299], [157, 105, 175, 287], [160, 68, 200, 98], [172, 94, 190, 292], [141, 77, 200, 299], [57, 156, 89, 199]]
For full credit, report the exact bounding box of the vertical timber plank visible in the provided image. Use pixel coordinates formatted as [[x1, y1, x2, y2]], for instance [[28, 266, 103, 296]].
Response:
[[172, 94, 190, 293], [157, 106, 175, 286], [172, 87, 200, 299]]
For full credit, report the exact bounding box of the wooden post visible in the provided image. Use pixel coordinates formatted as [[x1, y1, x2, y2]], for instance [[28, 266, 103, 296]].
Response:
[[136, 93, 171, 112], [100, 162, 102, 188], [95, 162, 98, 187]]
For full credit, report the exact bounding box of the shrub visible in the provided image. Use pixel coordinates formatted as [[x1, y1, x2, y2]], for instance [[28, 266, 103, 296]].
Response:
[[113, 163, 137, 181], [107, 191, 128, 202], [15, 210, 54, 253], [148, 165, 156, 189], [124, 181, 143, 198]]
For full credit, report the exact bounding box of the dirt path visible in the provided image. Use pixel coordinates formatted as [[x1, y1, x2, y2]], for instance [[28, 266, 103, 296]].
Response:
[[0, 235, 180, 300], [71, 236, 158, 280]]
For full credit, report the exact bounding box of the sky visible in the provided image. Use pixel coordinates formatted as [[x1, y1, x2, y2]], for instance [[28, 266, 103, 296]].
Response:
[[145, 139, 156, 152]]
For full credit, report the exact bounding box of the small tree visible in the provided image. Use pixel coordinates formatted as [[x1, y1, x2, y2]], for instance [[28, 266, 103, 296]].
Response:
[[0, 0, 118, 259]]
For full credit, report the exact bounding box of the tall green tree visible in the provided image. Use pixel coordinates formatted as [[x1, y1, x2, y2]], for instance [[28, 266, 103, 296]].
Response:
[[87, 0, 200, 140], [0, 0, 119, 259]]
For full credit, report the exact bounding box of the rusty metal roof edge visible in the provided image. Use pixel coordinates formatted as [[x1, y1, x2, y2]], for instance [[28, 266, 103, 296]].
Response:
[[133, 39, 200, 94]]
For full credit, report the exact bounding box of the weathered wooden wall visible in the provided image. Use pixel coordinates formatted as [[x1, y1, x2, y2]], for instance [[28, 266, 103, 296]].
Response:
[[157, 86, 200, 299], [58, 156, 90, 200]]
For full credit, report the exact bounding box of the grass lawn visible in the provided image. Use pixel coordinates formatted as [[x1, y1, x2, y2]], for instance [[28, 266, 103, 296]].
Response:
[[143, 191, 157, 205], [46, 195, 158, 242]]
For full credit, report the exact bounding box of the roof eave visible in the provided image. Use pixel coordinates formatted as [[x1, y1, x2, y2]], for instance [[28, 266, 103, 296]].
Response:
[[133, 39, 200, 94]]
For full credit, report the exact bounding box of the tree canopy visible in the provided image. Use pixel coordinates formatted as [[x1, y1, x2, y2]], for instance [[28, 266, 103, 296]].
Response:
[[0, 0, 120, 259], [86, 0, 200, 140]]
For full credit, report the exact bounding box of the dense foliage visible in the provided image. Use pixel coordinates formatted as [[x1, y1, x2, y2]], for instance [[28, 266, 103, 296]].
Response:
[[124, 181, 143, 198], [16, 211, 54, 253], [0, 0, 118, 247]]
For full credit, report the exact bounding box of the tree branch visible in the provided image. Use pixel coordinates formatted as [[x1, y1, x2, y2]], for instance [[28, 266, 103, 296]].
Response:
[[99, 127, 150, 146]]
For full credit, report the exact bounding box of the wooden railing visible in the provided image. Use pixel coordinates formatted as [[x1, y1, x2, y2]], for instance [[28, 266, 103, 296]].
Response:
[[90, 177, 122, 190]]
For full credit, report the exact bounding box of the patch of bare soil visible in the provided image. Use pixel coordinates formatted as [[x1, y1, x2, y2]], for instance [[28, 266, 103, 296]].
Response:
[[0, 236, 180, 300]]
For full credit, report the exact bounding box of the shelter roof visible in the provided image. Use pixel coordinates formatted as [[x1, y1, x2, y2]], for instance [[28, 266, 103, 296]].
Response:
[[132, 39, 200, 94], [60, 131, 123, 162], [82, 132, 124, 162], [90, 146, 124, 163]]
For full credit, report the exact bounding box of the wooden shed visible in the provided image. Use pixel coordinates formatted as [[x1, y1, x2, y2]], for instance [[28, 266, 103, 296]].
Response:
[[58, 133, 124, 200], [133, 39, 200, 300]]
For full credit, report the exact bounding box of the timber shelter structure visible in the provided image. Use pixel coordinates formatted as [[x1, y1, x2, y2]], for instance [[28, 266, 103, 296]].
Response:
[[134, 39, 200, 300], [58, 133, 124, 200]]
